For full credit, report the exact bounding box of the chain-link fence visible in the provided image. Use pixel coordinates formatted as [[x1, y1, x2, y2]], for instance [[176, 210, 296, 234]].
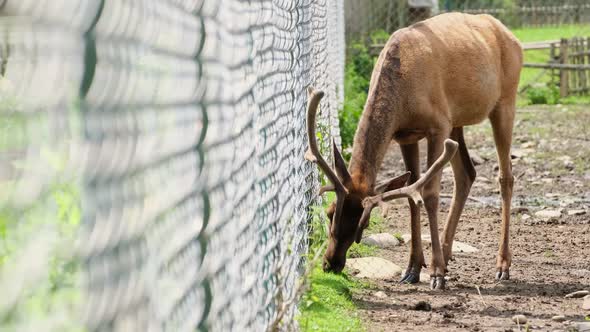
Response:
[[0, 1, 344, 331]]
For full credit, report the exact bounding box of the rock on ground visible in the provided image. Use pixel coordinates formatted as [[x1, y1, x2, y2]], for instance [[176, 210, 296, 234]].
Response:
[[471, 153, 486, 165], [512, 314, 527, 324], [347, 257, 403, 279], [401, 234, 478, 253], [573, 322, 590, 332], [373, 291, 387, 299], [565, 290, 589, 298], [568, 209, 587, 216], [551, 315, 566, 322], [535, 209, 562, 220], [583, 295, 590, 310], [361, 233, 400, 248]]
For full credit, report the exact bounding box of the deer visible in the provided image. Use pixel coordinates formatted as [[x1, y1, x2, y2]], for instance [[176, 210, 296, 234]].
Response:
[[306, 13, 523, 290]]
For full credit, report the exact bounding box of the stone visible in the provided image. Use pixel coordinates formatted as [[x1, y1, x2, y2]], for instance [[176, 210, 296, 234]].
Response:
[[401, 234, 478, 253], [568, 209, 587, 216], [583, 295, 590, 310], [573, 322, 590, 332], [535, 209, 562, 220], [521, 141, 536, 148], [511, 148, 534, 159], [565, 290, 589, 298], [361, 233, 400, 248], [452, 241, 479, 253], [347, 257, 403, 279], [512, 314, 527, 324], [373, 291, 387, 299], [551, 315, 566, 322], [521, 214, 531, 221], [471, 153, 486, 165]]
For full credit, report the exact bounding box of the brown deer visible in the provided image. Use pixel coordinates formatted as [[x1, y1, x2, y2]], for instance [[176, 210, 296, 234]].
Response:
[[306, 13, 523, 290]]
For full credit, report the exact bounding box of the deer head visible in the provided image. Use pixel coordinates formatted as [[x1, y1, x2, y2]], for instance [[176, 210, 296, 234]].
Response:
[[305, 87, 458, 273]]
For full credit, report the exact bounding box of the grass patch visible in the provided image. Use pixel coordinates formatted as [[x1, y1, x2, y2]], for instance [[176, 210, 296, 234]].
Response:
[[347, 208, 386, 258], [512, 25, 590, 43], [299, 192, 375, 331], [298, 267, 365, 332]]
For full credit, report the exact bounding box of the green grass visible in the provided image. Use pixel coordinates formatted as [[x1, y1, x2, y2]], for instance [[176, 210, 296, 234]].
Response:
[[512, 24, 590, 42], [347, 208, 386, 258], [300, 192, 374, 332], [298, 267, 365, 332]]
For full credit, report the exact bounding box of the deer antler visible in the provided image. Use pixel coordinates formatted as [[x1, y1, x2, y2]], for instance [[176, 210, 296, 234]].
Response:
[[354, 139, 459, 243], [305, 87, 350, 236], [305, 87, 348, 195]]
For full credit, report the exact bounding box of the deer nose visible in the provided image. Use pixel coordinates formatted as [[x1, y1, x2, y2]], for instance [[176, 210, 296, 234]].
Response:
[[323, 257, 345, 273]]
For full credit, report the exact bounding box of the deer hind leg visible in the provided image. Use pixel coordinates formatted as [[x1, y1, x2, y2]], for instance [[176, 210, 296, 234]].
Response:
[[441, 127, 476, 266], [424, 133, 449, 290], [399, 143, 425, 284], [489, 101, 515, 281]]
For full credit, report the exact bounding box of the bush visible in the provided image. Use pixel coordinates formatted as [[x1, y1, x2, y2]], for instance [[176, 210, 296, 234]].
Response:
[[340, 43, 375, 154], [526, 84, 560, 105]]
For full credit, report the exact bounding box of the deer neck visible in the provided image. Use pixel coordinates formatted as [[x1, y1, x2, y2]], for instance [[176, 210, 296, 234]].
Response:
[[347, 103, 399, 196], [347, 39, 403, 196]]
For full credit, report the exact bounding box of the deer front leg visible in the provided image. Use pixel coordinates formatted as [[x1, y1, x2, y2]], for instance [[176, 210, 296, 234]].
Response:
[[400, 143, 425, 284], [424, 134, 447, 290], [441, 127, 476, 266], [490, 102, 515, 281]]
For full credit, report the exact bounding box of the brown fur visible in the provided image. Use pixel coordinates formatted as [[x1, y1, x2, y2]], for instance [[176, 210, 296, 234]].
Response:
[[324, 13, 522, 288]]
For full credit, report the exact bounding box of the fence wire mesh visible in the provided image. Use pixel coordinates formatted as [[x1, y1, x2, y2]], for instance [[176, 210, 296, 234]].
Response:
[[0, 1, 344, 331]]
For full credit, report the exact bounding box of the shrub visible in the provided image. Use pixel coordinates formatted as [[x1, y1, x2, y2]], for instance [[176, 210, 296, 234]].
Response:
[[340, 43, 374, 154], [526, 84, 560, 105]]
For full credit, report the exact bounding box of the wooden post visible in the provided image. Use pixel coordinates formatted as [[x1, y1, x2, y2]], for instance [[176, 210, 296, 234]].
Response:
[[550, 42, 556, 86], [560, 38, 569, 98], [586, 37, 590, 93], [571, 38, 578, 94]]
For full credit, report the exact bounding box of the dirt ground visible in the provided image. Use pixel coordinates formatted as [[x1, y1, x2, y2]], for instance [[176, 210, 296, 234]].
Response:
[[353, 105, 590, 331]]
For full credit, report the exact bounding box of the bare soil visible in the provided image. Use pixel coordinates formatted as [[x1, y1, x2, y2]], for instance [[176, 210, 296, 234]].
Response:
[[353, 105, 590, 331]]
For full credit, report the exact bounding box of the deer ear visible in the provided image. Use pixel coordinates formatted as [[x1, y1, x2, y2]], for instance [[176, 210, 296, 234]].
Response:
[[374, 171, 411, 194], [332, 139, 351, 185]]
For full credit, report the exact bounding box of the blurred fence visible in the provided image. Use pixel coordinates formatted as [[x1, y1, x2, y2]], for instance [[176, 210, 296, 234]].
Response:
[[345, 0, 590, 43], [0, 1, 344, 331]]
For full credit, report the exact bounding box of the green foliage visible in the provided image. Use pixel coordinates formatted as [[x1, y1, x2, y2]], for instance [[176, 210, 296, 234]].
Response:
[[369, 29, 390, 44], [526, 84, 560, 105], [0, 182, 82, 331], [340, 43, 375, 153], [0, 89, 84, 330]]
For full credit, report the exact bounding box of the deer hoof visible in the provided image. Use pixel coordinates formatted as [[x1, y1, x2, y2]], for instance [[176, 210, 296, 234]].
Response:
[[495, 270, 510, 281], [400, 271, 420, 284], [430, 276, 446, 290]]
